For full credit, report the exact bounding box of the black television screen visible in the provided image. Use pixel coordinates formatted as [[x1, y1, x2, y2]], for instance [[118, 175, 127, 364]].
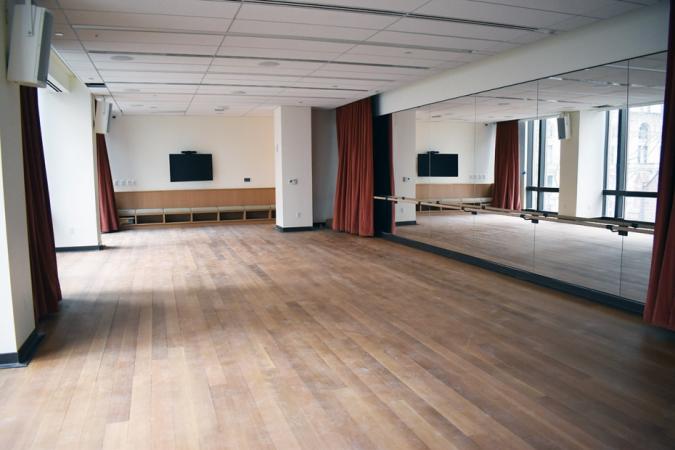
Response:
[[169, 153, 213, 182], [417, 153, 458, 177]]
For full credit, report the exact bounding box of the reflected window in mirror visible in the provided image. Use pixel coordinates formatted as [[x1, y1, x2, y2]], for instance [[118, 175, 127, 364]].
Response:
[[603, 104, 662, 223], [522, 118, 561, 213]]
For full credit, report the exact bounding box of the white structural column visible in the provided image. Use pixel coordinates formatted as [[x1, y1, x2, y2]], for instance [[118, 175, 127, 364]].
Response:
[[0, 0, 37, 361], [559, 111, 607, 218], [39, 72, 101, 249], [274, 106, 313, 230], [392, 109, 417, 224]]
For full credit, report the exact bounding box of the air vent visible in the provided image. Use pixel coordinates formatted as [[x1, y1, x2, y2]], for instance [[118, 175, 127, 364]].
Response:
[[85, 82, 106, 88], [594, 104, 613, 109]]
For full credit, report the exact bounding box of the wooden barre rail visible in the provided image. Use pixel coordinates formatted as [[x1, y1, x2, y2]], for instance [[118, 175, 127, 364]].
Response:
[[374, 195, 654, 236]]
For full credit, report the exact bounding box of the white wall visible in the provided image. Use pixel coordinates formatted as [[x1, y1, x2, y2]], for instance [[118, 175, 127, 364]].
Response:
[[311, 108, 337, 224], [106, 115, 274, 191], [559, 113, 581, 217], [392, 110, 417, 223], [415, 120, 496, 184], [377, 2, 669, 115], [274, 106, 313, 229], [0, 0, 35, 354], [559, 111, 607, 218], [39, 78, 101, 249]]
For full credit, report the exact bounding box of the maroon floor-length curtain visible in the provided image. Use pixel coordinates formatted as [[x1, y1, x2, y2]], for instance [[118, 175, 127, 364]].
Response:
[[492, 120, 521, 210], [644, 4, 675, 331], [96, 134, 119, 233], [387, 114, 396, 234], [333, 97, 374, 237], [20, 86, 62, 321]]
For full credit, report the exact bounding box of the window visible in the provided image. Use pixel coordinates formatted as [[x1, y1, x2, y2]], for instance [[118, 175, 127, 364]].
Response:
[[603, 104, 662, 223], [523, 118, 561, 213]]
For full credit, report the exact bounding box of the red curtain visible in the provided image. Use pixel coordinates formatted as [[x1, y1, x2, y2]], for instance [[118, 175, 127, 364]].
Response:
[[492, 120, 521, 210], [20, 86, 62, 321], [333, 97, 374, 236], [644, 4, 675, 331], [96, 134, 119, 233], [387, 114, 396, 234]]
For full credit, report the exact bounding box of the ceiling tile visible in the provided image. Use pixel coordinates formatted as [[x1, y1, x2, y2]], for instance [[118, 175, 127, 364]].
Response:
[[56, 0, 239, 18], [414, 0, 573, 29], [228, 19, 376, 40], [236, 3, 398, 29], [64, 10, 231, 33]]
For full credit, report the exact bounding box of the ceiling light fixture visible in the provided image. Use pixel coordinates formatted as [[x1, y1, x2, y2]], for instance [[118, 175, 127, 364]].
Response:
[[54, 32, 64, 37], [214, 106, 229, 112]]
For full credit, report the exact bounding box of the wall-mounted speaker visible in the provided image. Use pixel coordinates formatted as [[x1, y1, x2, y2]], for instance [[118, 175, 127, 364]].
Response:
[[7, 4, 53, 87], [94, 99, 113, 134], [557, 114, 571, 140]]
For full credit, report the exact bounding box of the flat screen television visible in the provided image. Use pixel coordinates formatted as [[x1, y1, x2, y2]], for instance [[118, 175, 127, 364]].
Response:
[[417, 153, 458, 177], [169, 153, 213, 182]]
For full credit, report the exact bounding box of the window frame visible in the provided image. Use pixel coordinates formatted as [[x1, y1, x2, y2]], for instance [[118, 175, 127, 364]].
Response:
[[524, 118, 560, 214], [602, 107, 659, 224]]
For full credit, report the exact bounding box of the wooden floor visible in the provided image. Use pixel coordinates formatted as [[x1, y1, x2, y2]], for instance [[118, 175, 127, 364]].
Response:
[[396, 212, 654, 302], [1, 224, 674, 449]]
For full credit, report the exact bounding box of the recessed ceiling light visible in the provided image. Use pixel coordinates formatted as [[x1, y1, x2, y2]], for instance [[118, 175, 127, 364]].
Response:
[[54, 32, 64, 37], [111, 55, 134, 61], [259, 61, 280, 67], [214, 106, 229, 112]]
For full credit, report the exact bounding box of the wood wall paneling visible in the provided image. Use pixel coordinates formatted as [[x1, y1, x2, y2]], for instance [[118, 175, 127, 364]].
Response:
[[115, 188, 275, 209], [416, 183, 493, 200]]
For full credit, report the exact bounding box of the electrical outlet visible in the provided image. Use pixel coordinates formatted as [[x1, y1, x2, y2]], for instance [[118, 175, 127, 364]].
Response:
[[244, 177, 251, 182]]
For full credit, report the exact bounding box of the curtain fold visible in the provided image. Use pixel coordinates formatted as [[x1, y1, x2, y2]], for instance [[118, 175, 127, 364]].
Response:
[[388, 114, 396, 234], [96, 134, 119, 233], [20, 86, 62, 321], [644, 4, 675, 331], [333, 97, 374, 237], [492, 120, 521, 210]]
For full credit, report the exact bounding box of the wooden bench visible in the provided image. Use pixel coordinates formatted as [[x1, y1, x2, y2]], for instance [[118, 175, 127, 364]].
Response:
[[115, 188, 275, 227], [416, 184, 493, 212]]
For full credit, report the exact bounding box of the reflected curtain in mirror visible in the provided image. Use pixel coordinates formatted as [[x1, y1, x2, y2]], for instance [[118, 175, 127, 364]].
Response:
[[492, 120, 521, 210], [20, 86, 62, 321], [96, 134, 119, 233], [333, 97, 374, 237], [644, 6, 675, 331]]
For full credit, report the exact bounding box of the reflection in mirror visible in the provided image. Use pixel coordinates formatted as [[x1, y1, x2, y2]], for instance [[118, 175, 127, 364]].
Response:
[[388, 51, 665, 305], [620, 52, 666, 301]]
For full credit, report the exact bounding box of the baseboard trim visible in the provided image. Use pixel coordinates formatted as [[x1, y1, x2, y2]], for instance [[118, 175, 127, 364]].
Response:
[[275, 225, 315, 232], [395, 221, 417, 226], [381, 233, 645, 315], [0, 329, 44, 369], [56, 245, 104, 252]]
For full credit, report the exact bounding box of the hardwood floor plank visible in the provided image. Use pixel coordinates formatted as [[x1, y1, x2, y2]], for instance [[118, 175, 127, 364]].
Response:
[[1, 224, 674, 450]]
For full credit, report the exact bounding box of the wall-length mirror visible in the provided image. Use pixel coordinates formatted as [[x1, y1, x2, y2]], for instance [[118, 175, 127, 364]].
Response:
[[388, 52, 666, 305]]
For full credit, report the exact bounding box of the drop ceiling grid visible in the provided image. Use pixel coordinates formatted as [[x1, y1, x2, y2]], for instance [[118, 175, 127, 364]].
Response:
[[43, 0, 659, 116]]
